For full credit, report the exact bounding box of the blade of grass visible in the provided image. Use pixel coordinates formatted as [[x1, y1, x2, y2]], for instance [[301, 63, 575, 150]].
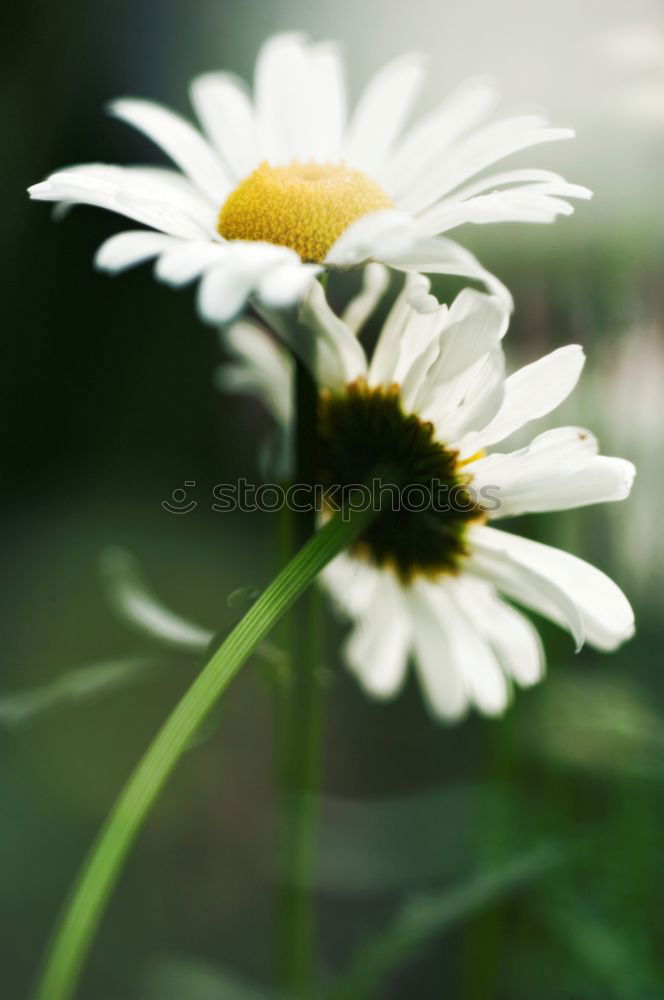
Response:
[[33, 505, 372, 1000]]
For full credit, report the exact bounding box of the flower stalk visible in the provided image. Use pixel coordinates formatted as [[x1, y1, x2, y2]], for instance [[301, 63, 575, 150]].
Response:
[[276, 354, 323, 994]]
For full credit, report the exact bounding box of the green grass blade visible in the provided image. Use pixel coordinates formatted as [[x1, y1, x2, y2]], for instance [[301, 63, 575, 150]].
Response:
[[34, 506, 370, 1000]]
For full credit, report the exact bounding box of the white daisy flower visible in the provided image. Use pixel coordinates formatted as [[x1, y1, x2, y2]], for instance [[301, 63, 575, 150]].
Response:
[[220, 272, 635, 720], [29, 33, 591, 323]]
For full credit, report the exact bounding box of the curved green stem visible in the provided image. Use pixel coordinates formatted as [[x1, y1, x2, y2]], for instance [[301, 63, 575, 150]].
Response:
[[33, 506, 372, 1000]]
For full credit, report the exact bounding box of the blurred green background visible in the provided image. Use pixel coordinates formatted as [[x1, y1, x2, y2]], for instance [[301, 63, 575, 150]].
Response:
[[3, 0, 664, 997]]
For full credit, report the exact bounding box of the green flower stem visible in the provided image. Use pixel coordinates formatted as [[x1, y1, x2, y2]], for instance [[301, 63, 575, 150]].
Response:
[[33, 505, 373, 1000], [276, 357, 322, 994]]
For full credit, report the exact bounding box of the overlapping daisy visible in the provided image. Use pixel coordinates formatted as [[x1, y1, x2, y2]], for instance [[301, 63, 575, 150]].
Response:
[[29, 32, 590, 322], [220, 274, 635, 719]]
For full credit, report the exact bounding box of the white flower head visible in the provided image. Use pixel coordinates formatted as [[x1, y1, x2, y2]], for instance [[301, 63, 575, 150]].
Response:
[[29, 33, 591, 323], [221, 272, 635, 720]]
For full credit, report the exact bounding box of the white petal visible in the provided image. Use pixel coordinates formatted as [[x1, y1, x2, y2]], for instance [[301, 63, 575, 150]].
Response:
[[320, 552, 383, 618], [373, 279, 450, 400], [196, 242, 303, 324], [190, 72, 259, 180], [29, 165, 213, 239], [398, 306, 451, 409], [469, 427, 635, 518], [110, 98, 231, 203], [400, 115, 574, 215], [121, 166, 221, 232], [440, 583, 511, 715], [452, 576, 545, 687], [254, 32, 314, 164], [256, 260, 320, 309], [198, 263, 253, 324], [292, 279, 368, 390], [254, 33, 346, 165], [344, 53, 426, 175], [383, 77, 499, 195], [468, 526, 585, 651], [421, 348, 506, 444], [95, 230, 177, 273], [340, 263, 390, 335], [413, 289, 508, 412], [419, 182, 592, 236], [344, 576, 411, 699], [367, 272, 431, 387], [154, 241, 229, 285], [408, 167, 565, 208], [217, 319, 293, 427], [305, 41, 347, 163], [405, 583, 468, 720], [458, 345, 585, 457], [469, 525, 634, 652], [385, 235, 513, 309], [102, 549, 213, 651], [325, 210, 417, 268]]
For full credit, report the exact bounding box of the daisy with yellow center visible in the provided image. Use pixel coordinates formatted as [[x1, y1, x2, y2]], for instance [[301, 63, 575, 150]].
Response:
[[218, 162, 394, 262], [220, 273, 635, 719], [29, 32, 591, 322]]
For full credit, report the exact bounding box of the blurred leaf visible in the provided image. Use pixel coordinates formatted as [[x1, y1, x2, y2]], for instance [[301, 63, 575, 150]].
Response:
[[331, 843, 564, 1000], [142, 955, 275, 1000], [0, 657, 160, 728], [100, 547, 213, 653]]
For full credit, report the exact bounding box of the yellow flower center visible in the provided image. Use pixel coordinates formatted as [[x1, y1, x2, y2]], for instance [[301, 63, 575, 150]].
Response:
[[217, 161, 393, 263]]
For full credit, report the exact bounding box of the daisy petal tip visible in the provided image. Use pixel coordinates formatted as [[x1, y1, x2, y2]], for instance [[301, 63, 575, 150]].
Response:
[[197, 299, 236, 328], [484, 698, 511, 719], [436, 702, 470, 726], [106, 97, 130, 119], [598, 621, 635, 653], [266, 29, 310, 48], [93, 241, 121, 273], [614, 459, 637, 500], [406, 286, 439, 314], [549, 126, 576, 142], [565, 343, 586, 369], [27, 180, 53, 200]]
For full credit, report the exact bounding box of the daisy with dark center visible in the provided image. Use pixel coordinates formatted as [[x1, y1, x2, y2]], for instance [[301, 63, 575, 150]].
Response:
[[317, 380, 483, 579], [29, 32, 591, 322], [220, 273, 635, 719]]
